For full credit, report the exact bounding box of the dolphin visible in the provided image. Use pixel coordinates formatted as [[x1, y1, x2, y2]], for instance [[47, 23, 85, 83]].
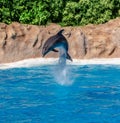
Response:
[[42, 29, 72, 64]]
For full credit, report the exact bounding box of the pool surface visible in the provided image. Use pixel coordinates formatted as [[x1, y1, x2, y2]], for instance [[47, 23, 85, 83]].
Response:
[[0, 64, 120, 123]]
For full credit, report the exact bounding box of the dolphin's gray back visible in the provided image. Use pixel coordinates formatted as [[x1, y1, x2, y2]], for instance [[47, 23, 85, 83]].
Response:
[[43, 32, 68, 51]]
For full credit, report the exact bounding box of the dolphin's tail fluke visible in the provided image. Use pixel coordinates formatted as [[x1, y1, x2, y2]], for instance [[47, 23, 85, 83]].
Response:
[[66, 52, 72, 61]]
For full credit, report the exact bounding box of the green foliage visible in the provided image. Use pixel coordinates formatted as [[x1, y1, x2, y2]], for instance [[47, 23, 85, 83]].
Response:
[[62, 0, 119, 26], [0, 0, 120, 26], [19, 1, 50, 25]]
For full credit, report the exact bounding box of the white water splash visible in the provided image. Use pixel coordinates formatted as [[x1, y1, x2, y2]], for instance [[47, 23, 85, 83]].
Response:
[[1, 58, 120, 70], [52, 65, 74, 86]]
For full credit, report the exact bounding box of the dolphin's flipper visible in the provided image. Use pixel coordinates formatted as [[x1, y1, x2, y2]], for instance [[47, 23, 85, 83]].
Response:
[[52, 49, 59, 52], [66, 53, 72, 61]]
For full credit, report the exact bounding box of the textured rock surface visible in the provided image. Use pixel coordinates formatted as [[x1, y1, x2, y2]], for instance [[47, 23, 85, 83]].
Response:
[[0, 18, 120, 63]]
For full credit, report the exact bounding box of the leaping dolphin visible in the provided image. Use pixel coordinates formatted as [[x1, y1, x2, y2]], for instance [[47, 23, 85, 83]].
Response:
[[42, 29, 72, 65]]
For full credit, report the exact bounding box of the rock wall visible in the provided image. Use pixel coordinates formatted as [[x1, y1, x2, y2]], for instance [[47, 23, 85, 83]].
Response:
[[0, 18, 120, 63]]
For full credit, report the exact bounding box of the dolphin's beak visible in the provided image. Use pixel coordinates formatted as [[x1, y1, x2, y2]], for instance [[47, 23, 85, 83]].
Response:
[[42, 47, 46, 57], [42, 52, 46, 57], [42, 49, 48, 57]]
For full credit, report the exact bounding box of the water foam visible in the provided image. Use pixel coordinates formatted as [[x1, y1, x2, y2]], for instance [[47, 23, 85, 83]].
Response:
[[1, 58, 120, 70], [0, 58, 58, 70]]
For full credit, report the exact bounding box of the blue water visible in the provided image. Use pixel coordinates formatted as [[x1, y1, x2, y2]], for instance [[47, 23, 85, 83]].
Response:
[[0, 65, 120, 123]]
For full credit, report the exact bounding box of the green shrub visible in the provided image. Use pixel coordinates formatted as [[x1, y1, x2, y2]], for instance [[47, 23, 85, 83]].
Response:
[[62, 0, 118, 26], [19, 1, 50, 25], [0, 0, 120, 26]]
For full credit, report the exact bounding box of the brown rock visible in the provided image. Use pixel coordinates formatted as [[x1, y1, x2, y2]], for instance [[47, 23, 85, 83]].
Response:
[[0, 18, 120, 63], [0, 31, 7, 48], [64, 28, 87, 58], [6, 25, 16, 39]]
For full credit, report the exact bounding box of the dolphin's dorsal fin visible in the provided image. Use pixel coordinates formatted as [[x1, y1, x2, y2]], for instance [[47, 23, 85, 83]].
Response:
[[52, 49, 59, 52], [66, 52, 72, 61], [57, 29, 64, 35]]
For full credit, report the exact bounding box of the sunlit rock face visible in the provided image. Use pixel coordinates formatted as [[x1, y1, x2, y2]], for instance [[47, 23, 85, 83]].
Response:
[[0, 18, 120, 63]]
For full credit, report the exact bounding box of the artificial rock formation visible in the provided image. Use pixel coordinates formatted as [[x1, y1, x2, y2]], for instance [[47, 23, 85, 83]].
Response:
[[0, 18, 120, 63]]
